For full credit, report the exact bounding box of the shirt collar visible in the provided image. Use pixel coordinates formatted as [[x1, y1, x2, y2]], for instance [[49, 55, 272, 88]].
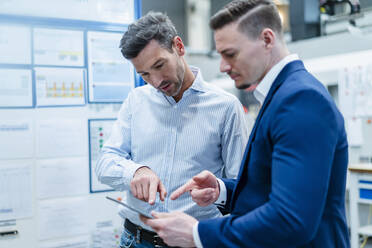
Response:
[[188, 66, 207, 93], [253, 54, 299, 105], [162, 66, 206, 103]]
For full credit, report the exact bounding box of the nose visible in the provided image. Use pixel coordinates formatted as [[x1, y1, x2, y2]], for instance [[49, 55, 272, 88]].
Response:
[[150, 74, 163, 88], [220, 58, 231, 73]]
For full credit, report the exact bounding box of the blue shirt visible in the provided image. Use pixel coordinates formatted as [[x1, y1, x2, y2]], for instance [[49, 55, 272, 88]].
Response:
[[96, 67, 248, 230]]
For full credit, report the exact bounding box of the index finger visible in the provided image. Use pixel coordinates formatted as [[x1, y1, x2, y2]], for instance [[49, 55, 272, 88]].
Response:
[[170, 179, 195, 200], [158, 181, 167, 201], [148, 180, 158, 205]]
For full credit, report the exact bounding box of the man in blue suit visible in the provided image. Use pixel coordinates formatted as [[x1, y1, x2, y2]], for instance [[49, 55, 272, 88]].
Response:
[[141, 1, 350, 247]]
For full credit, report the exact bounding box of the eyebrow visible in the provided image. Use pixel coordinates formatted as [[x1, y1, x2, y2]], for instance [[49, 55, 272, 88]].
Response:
[[137, 59, 164, 74], [151, 59, 164, 69], [219, 49, 234, 55]]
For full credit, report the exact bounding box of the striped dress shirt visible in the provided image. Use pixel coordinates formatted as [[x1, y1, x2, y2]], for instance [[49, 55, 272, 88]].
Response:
[[96, 67, 248, 230]]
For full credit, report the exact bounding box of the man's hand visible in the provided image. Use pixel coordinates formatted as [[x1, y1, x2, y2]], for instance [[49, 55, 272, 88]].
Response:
[[140, 211, 197, 248], [170, 170, 219, 207], [131, 166, 167, 205]]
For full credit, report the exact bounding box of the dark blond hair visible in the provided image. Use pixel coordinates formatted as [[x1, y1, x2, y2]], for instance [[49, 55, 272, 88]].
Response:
[[210, 0, 283, 39]]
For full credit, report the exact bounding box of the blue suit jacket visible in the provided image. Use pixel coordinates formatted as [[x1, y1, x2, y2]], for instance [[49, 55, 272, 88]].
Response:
[[198, 61, 349, 247]]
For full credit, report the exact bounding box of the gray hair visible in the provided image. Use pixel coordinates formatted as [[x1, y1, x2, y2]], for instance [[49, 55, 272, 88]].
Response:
[[119, 12, 178, 59]]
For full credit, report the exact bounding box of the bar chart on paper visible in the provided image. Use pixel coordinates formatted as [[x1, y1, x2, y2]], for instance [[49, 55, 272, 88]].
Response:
[[43, 81, 83, 98], [35, 67, 85, 106], [89, 119, 116, 192]]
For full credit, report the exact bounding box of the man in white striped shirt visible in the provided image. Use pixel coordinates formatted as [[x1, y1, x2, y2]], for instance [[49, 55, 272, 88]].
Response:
[[95, 12, 248, 248]]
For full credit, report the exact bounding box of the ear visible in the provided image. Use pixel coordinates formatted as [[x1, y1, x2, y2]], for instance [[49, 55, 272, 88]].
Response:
[[260, 28, 275, 50], [173, 36, 185, 56]]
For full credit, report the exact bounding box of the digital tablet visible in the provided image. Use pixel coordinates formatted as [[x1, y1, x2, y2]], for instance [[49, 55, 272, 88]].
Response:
[[106, 196, 153, 219]]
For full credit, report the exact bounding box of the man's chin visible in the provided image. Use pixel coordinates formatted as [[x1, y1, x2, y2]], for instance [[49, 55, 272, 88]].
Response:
[[162, 89, 178, 97], [235, 80, 254, 90], [160, 86, 175, 96]]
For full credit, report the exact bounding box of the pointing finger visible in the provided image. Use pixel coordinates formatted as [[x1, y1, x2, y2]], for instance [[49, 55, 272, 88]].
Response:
[[170, 180, 195, 200], [148, 180, 158, 205], [192, 170, 211, 183], [158, 181, 167, 201]]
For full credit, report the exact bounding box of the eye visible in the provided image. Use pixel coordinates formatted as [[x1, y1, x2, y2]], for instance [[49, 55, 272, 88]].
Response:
[[155, 63, 164, 69], [225, 52, 235, 58], [141, 72, 149, 78]]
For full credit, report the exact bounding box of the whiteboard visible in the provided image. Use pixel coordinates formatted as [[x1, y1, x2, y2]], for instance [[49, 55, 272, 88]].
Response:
[[0, 1, 139, 247], [0, 0, 135, 24]]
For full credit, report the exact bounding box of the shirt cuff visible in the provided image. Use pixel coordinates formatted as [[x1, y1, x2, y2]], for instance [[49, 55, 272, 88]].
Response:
[[214, 178, 227, 205], [117, 159, 147, 185], [193, 222, 203, 248]]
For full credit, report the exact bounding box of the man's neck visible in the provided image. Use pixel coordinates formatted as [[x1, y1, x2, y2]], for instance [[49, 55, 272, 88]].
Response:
[[173, 63, 195, 102], [272, 42, 290, 67]]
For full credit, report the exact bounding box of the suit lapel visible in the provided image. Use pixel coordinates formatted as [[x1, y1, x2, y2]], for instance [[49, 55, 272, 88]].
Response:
[[230, 60, 305, 211]]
